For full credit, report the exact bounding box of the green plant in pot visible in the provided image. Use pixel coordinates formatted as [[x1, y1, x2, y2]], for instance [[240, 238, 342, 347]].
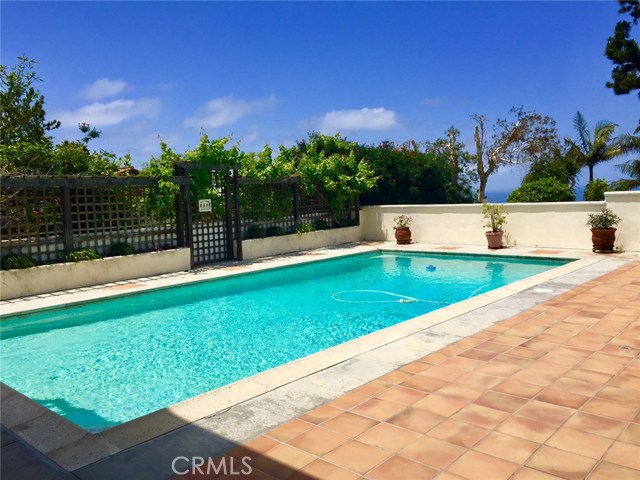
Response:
[[482, 203, 507, 249], [587, 208, 621, 253], [393, 214, 413, 245]]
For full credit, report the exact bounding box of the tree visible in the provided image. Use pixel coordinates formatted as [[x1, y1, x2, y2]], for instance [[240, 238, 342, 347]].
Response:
[[79, 122, 101, 145], [522, 143, 581, 189], [567, 111, 627, 182], [358, 139, 473, 205], [605, 1, 640, 102], [0, 56, 60, 147], [613, 132, 640, 189], [472, 107, 559, 202], [614, 158, 640, 189], [426, 127, 477, 192], [0, 57, 61, 175], [0, 58, 125, 176]]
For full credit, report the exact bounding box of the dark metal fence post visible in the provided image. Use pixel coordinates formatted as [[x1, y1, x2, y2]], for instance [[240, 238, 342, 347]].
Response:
[[183, 182, 194, 268], [233, 169, 243, 260], [60, 186, 73, 254], [292, 180, 300, 231], [175, 191, 185, 248], [224, 172, 234, 258], [174, 165, 193, 267]]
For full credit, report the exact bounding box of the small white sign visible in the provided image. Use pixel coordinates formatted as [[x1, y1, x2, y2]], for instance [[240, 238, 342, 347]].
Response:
[[198, 199, 212, 212]]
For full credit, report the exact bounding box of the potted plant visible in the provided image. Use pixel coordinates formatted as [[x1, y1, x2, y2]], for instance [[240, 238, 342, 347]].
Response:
[[393, 214, 413, 244], [482, 203, 507, 249], [587, 208, 621, 253]]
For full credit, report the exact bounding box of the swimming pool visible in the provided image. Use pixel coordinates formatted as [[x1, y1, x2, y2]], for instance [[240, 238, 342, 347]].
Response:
[[0, 251, 569, 431]]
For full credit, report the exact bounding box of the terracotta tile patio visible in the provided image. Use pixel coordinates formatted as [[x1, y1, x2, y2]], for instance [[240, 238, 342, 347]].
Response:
[[179, 262, 640, 480]]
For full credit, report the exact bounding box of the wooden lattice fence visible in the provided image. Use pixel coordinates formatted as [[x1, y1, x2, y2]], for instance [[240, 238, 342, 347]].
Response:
[[0, 176, 188, 264], [239, 177, 359, 239]]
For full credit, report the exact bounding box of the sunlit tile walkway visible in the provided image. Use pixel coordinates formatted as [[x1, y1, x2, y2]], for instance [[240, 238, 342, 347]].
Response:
[[182, 262, 640, 480]]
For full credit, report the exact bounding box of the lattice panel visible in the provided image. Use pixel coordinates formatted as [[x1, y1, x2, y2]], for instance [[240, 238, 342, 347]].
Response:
[[69, 186, 177, 255], [1, 180, 180, 265], [299, 188, 334, 228], [236, 179, 358, 238], [0, 187, 65, 263], [298, 186, 358, 229], [240, 182, 295, 238], [191, 217, 229, 264]]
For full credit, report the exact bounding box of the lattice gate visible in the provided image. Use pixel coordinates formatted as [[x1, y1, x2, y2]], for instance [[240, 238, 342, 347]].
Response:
[[174, 163, 242, 267]]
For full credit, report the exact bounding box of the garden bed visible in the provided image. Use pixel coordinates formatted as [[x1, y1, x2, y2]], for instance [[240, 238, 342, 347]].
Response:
[[0, 248, 191, 300]]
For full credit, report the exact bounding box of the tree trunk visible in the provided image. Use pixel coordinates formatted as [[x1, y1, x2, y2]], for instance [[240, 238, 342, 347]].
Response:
[[477, 174, 489, 203], [473, 120, 487, 203], [588, 164, 594, 182]]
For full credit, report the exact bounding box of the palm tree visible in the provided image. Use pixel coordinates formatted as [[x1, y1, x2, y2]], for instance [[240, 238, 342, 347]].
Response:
[[613, 133, 640, 190], [614, 159, 640, 190], [567, 112, 626, 182]]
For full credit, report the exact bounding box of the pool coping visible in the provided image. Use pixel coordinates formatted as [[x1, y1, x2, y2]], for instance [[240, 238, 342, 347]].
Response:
[[0, 243, 625, 472]]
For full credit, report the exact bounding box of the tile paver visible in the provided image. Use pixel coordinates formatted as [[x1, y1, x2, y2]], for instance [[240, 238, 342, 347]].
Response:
[[356, 423, 420, 452], [320, 412, 379, 438], [200, 262, 640, 480]]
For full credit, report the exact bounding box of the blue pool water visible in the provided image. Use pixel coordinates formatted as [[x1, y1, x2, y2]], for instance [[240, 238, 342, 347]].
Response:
[[0, 252, 568, 431]]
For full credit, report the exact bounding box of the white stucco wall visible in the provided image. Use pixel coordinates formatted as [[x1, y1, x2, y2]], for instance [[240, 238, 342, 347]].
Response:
[[241, 226, 363, 260], [605, 191, 640, 252], [0, 248, 191, 300], [360, 191, 640, 251]]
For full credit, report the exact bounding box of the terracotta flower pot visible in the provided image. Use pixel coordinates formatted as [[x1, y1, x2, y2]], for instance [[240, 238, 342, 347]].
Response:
[[591, 228, 616, 253], [485, 231, 503, 249], [395, 227, 412, 244]]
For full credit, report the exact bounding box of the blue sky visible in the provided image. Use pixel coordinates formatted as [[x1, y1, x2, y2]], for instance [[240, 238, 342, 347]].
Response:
[[2, 1, 638, 197]]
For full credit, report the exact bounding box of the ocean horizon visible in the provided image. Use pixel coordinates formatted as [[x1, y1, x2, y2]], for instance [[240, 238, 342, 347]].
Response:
[[485, 185, 587, 203]]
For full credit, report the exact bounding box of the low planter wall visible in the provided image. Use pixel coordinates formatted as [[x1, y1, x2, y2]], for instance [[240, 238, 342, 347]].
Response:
[[241, 226, 363, 260], [0, 248, 191, 300], [360, 191, 640, 251]]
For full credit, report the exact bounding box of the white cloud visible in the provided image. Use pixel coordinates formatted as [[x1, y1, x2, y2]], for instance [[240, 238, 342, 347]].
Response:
[[56, 98, 160, 128], [83, 78, 127, 101], [184, 95, 276, 129], [318, 107, 398, 132]]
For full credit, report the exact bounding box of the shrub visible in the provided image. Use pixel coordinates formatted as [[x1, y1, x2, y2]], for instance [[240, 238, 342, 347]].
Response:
[[244, 224, 265, 239], [482, 203, 507, 232], [393, 214, 412, 229], [265, 225, 286, 237], [507, 178, 575, 203], [337, 217, 357, 227], [587, 208, 621, 229], [109, 242, 134, 256], [1, 254, 35, 270], [296, 223, 316, 234], [66, 249, 101, 262], [358, 141, 474, 205], [313, 219, 330, 230], [584, 179, 610, 201]]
